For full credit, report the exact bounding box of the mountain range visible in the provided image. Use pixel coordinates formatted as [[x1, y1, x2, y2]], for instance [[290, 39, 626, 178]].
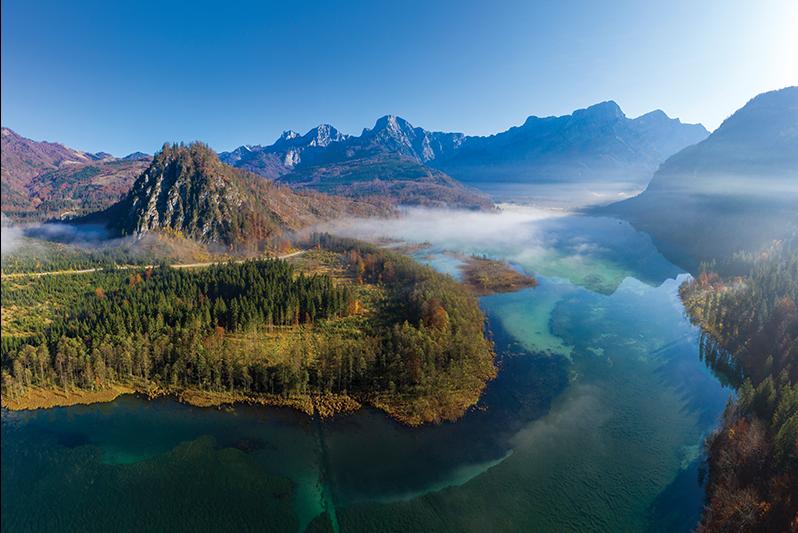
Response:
[[605, 86, 798, 271], [220, 102, 708, 194], [220, 118, 492, 209], [1, 127, 151, 220], [2, 100, 708, 223], [2, 90, 794, 258], [433, 102, 708, 185]]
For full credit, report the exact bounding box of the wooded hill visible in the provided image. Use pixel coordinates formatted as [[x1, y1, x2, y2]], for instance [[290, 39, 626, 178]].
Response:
[[1, 237, 495, 425]]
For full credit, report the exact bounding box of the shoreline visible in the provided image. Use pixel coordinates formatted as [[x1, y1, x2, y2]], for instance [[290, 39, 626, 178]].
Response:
[[1, 385, 137, 411], [1, 386, 360, 418], [1, 384, 485, 427]]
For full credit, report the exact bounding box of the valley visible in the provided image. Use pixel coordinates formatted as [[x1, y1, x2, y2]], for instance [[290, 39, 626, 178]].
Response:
[[1, 86, 796, 532], [1, 207, 732, 532]]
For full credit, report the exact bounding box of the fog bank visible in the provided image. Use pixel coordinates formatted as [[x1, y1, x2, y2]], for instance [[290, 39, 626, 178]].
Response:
[[317, 205, 569, 252], [1, 214, 24, 255]]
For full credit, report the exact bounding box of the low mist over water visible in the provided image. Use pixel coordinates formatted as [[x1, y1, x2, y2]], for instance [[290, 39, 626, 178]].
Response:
[[466, 181, 643, 208], [322, 205, 565, 248], [2, 206, 731, 531], [319, 205, 681, 294]]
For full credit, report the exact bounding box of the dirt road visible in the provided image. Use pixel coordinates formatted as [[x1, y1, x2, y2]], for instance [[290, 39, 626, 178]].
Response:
[[1, 250, 307, 279]]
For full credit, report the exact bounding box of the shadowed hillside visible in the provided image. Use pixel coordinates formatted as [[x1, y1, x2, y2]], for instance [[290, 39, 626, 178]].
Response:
[[604, 87, 798, 273], [433, 101, 708, 186]]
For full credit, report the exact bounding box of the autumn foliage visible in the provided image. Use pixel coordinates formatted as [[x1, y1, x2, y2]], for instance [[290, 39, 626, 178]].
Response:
[[682, 244, 798, 532]]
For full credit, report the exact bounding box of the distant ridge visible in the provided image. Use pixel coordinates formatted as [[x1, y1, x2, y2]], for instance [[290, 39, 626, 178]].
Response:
[[122, 151, 151, 161], [220, 102, 707, 205], [1, 127, 149, 220], [431, 101, 709, 185]]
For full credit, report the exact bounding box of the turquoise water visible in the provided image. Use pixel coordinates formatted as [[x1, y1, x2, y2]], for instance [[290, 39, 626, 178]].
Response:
[[1, 209, 730, 532]]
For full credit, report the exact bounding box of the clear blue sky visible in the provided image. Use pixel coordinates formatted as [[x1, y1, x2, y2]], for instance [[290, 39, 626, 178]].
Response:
[[2, 0, 796, 156]]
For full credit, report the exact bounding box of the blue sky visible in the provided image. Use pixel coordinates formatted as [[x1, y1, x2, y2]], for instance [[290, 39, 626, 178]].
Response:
[[2, 0, 796, 156]]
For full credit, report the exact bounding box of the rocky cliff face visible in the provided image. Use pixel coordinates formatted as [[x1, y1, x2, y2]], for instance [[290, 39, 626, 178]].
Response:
[[106, 142, 383, 249], [121, 143, 246, 241]]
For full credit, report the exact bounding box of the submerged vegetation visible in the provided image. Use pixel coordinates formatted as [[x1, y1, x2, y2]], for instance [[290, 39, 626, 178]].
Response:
[[1, 235, 495, 425], [680, 244, 798, 532]]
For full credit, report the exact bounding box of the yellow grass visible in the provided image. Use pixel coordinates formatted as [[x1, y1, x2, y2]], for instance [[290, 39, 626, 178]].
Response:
[[1, 384, 135, 410]]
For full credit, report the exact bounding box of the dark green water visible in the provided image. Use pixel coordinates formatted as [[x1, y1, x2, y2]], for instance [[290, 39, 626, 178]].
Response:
[[1, 209, 731, 532]]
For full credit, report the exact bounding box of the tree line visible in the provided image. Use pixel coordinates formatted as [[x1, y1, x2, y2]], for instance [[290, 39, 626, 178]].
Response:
[[681, 243, 797, 532]]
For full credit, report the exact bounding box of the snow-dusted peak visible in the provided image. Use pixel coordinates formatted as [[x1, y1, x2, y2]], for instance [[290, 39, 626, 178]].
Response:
[[279, 130, 300, 141]]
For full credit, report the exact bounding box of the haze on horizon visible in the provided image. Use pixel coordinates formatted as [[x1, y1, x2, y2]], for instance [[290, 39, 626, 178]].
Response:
[[2, 0, 796, 156]]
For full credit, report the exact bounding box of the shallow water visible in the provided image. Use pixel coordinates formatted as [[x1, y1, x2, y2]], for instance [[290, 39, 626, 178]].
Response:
[[1, 208, 730, 532]]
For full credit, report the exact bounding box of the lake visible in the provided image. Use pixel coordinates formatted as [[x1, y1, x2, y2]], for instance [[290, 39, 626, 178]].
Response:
[[0, 207, 730, 532]]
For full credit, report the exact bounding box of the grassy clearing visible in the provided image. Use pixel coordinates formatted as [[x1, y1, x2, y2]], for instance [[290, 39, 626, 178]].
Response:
[[1, 384, 136, 410], [1, 273, 110, 336]]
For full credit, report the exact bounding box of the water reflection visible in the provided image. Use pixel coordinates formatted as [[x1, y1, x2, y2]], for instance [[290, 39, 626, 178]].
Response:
[[2, 210, 731, 532]]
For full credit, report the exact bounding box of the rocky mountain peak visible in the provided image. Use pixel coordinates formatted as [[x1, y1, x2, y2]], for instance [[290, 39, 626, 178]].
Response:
[[363, 115, 419, 154], [371, 114, 414, 134], [122, 151, 153, 161], [275, 130, 301, 145], [104, 141, 381, 248], [572, 100, 626, 121], [303, 123, 347, 147]]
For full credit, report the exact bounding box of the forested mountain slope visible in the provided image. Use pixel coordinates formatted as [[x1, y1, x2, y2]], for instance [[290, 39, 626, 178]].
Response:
[[1, 128, 149, 220]]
